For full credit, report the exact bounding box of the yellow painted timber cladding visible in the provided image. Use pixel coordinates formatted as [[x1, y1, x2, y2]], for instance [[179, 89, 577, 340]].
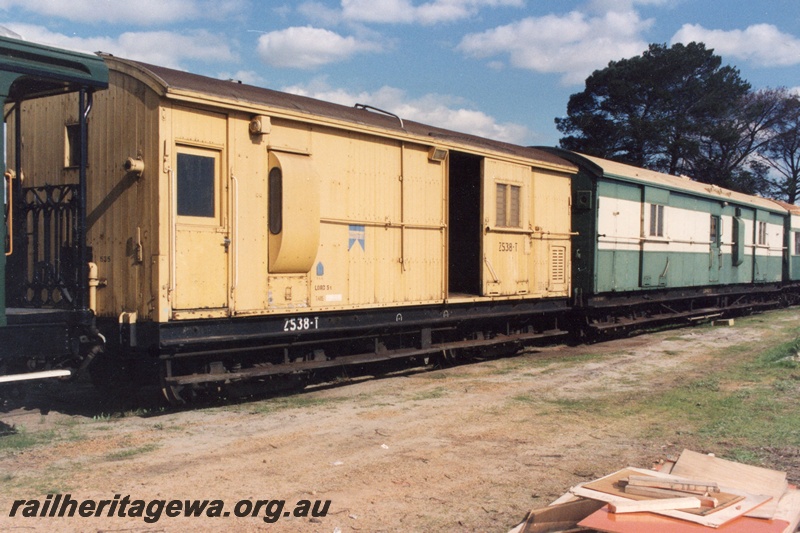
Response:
[[532, 168, 572, 295], [10, 56, 575, 325], [311, 129, 447, 308], [171, 107, 229, 311], [482, 159, 572, 298]]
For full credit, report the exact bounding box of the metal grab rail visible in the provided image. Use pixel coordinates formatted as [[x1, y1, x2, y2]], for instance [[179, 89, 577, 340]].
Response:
[[4, 171, 11, 256]]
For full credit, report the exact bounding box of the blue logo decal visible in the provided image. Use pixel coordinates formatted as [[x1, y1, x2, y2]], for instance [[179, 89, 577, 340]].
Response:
[[348, 225, 365, 251]]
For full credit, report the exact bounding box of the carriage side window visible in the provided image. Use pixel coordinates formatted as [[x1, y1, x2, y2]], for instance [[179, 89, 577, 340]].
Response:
[[268, 166, 283, 235], [649, 203, 664, 237], [65, 123, 81, 168], [710, 215, 719, 244], [795, 232, 800, 255], [176, 152, 216, 218], [757, 221, 767, 246], [496, 183, 521, 228]]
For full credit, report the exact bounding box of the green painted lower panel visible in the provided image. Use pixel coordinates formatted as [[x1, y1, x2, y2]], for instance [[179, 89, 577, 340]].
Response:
[[790, 257, 800, 281], [595, 249, 782, 293]]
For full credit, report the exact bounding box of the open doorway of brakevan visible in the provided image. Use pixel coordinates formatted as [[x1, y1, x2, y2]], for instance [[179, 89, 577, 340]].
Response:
[[448, 151, 482, 296]]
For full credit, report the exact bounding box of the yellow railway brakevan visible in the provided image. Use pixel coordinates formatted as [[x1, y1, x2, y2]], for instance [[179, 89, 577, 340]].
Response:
[[8, 55, 576, 400]]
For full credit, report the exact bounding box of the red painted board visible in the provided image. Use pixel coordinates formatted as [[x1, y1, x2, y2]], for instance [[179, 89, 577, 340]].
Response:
[[579, 506, 790, 533]]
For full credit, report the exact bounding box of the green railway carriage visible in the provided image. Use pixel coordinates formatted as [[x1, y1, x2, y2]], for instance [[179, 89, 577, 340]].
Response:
[[773, 200, 800, 285], [0, 35, 108, 384], [543, 149, 788, 330], [787, 204, 800, 282]]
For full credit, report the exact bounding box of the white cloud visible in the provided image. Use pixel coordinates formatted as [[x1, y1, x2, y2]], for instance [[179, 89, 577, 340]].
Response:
[[457, 10, 651, 85], [587, 0, 673, 12], [5, 24, 236, 68], [672, 23, 800, 67], [257, 26, 381, 69], [283, 78, 530, 143], [297, 1, 345, 25], [339, 0, 524, 25], [0, 0, 247, 25]]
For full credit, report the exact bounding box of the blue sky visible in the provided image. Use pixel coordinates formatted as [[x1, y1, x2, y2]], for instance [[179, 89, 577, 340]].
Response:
[[2, 0, 799, 147]]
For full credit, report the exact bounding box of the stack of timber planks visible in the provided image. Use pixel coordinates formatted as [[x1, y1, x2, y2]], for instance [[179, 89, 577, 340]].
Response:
[[509, 449, 800, 533]]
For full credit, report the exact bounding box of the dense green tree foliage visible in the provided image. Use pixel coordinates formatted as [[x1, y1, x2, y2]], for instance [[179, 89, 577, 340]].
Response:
[[556, 42, 798, 198], [761, 92, 800, 204]]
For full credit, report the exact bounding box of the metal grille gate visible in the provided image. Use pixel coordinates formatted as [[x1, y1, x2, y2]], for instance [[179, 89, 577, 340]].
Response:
[[15, 184, 81, 308]]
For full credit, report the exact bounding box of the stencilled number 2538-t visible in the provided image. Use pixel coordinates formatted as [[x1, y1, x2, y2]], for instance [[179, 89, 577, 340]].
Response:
[[283, 317, 319, 332]]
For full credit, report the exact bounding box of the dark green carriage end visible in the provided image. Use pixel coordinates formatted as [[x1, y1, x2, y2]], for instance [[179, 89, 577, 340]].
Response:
[[0, 35, 108, 327]]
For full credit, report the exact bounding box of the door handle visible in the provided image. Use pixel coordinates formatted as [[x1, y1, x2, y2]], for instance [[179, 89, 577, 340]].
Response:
[[223, 237, 231, 251]]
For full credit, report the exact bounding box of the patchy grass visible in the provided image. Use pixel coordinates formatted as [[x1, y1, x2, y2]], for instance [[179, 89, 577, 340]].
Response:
[[633, 319, 800, 463], [410, 387, 449, 401], [105, 443, 159, 461], [0, 428, 56, 452], [504, 310, 800, 469], [243, 394, 348, 415]]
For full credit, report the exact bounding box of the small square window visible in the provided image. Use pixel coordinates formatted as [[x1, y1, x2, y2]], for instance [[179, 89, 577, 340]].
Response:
[[177, 152, 216, 218]]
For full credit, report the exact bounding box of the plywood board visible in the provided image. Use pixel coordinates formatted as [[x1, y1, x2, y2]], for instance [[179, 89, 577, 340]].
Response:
[[583, 468, 744, 516], [609, 496, 701, 513], [773, 489, 800, 533], [671, 450, 788, 519], [571, 467, 771, 528]]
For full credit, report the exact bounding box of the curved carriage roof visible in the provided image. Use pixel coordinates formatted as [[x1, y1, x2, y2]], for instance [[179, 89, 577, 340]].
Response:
[[0, 35, 108, 101], [772, 199, 800, 215], [544, 148, 785, 214], [102, 55, 574, 173]]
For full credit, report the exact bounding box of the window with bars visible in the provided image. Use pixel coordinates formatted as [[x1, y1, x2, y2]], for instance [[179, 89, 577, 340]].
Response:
[[758, 221, 767, 246], [496, 183, 521, 228], [710, 215, 720, 245], [649, 204, 664, 237]]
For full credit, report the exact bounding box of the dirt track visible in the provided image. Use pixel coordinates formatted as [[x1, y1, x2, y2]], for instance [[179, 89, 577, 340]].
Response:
[[1, 309, 799, 532]]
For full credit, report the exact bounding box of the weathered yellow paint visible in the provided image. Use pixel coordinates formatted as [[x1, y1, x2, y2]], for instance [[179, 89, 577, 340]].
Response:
[[9, 56, 575, 329], [268, 274, 309, 309], [267, 151, 320, 274], [482, 158, 530, 296], [531, 168, 572, 296], [229, 113, 268, 314], [170, 109, 229, 311]]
